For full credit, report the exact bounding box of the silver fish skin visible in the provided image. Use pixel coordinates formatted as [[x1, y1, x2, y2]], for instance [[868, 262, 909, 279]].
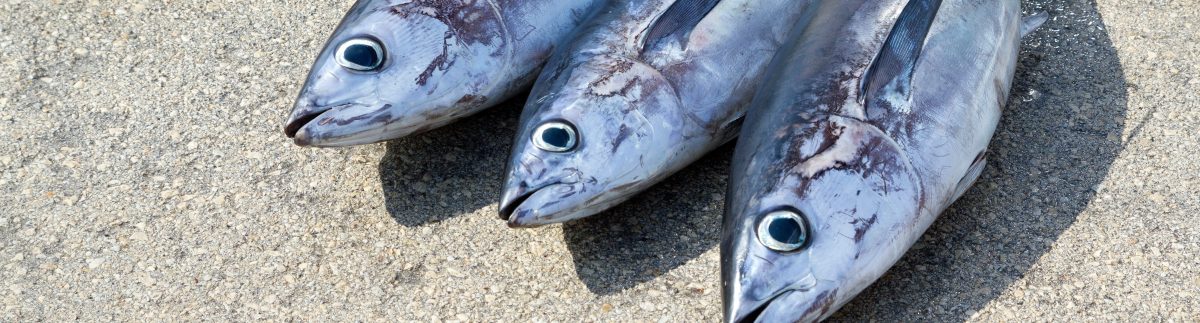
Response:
[[722, 0, 1032, 321], [284, 0, 602, 147], [498, 0, 813, 227]]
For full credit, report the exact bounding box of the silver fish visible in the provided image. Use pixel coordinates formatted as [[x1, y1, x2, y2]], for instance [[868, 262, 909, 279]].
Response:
[[284, 0, 602, 147], [721, 0, 1045, 321], [498, 0, 813, 227]]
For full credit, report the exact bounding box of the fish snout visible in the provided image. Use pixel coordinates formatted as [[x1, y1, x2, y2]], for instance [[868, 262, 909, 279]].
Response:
[[724, 240, 823, 322], [727, 284, 831, 323], [498, 181, 535, 221], [283, 98, 333, 141], [283, 101, 402, 147], [498, 153, 553, 220], [497, 179, 568, 227], [726, 290, 791, 323]]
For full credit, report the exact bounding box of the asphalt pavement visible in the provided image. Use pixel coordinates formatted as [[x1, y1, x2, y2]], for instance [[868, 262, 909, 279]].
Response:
[[0, 0, 1196, 321]]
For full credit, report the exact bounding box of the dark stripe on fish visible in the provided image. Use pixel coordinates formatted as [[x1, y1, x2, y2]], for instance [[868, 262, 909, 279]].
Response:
[[860, 0, 943, 105], [641, 0, 722, 55]]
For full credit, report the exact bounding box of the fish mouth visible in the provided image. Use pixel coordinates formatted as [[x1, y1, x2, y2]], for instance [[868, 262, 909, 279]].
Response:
[[497, 187, 538, 221], [727, 271, 820, 323], [283, 100, 360, 146], [497, 183, 567, 228], [283, 107, 333, 139], [730, 290, 793, 323], [282, 102, 397, 147]]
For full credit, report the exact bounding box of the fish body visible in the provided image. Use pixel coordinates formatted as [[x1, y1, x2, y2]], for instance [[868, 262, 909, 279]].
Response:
[[722, 0, 1034, 321], [498, 0, 813, 227], [284, 0, 603, 147]]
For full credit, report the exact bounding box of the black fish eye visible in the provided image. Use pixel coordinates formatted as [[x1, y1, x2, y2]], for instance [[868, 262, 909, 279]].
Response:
[[335, 38, 385, 71], [532, 121, 578, 152], [757, 210, 809, 252]]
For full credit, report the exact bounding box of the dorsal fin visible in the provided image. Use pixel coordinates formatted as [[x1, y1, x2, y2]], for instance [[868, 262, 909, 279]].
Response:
[[860, 0, 943, 105], [641, 0, 722, 55]]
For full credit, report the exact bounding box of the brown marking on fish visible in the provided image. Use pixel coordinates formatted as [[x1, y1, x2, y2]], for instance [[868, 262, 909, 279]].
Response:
[[804, 121, 846, 164], [821, 71, 860, 117], [780, 116, 920, 203], [611, 124, 632, 154], [802, 289, 839, 319], [389, 0, 507, 86], [518, 157, 545, 181], [417, 32, 455, 87], [389, 0, 503, 46], [541, 55, 575, 93], [456, 94, 488, 106], [588, 59, 641, 98], [862, 84, 938, 146], [851, 213, 878, 243]]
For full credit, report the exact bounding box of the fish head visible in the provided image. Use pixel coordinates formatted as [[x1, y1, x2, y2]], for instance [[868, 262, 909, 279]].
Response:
[[285, 0, 510, 147], [723, 115, 922, 322], [498, 55, 683, 227]]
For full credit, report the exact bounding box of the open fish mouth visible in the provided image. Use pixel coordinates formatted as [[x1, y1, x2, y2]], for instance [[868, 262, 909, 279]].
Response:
[[496, 187, 535, 219], [497, 187, 539, 221], [283, 102, 397, 147], [283, 101, 355, 141], [283, 105, 337, 139], [733, 290, 793, 323], [497, 183, 571, 227]]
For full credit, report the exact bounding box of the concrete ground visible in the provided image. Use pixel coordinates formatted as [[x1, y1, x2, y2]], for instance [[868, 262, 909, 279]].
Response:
[[1, 0, 1196, 321]]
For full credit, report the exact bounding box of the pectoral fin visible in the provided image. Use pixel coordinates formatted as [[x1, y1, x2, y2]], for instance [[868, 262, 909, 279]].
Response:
[[950, 155, 987, 203], [641, 0, 722, 55], [1021, 12, 1049, 38], [860, 0, 943, 107]]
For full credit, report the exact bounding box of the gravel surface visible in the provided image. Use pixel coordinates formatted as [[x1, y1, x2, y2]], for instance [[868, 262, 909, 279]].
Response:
[[1, 0, 1196, 321]]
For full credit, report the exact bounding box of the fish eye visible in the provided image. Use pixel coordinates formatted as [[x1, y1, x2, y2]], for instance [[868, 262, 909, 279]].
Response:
[[531, 121, 578, 152], [335, 38, 385, 71], [757, 210, 809, 252]]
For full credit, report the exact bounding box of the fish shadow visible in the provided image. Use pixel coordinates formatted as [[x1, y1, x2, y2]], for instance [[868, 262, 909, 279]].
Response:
[[378, 98, 524, 227], [832, 0, 1130, 320], [561, 144, 733, 295]]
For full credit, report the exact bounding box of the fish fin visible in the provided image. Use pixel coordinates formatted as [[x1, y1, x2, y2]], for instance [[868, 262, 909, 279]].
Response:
[[1021, 12, 1049, 38], [718, 115, 746, 144], [641, 0, 722, 55], [950, 155, 987, 203], [859, 0, 943, 106]]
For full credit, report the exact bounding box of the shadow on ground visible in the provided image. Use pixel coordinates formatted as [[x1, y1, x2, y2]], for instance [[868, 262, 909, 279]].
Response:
[[831, 0, 1129, 320], [561, 145, 732, 295], [376, 91, 730, 292], [378, 0, 1128, 310], [378, 99, 524, 226]]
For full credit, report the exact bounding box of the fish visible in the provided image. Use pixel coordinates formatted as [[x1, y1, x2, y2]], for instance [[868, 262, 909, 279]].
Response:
[[720, 0, 1046, 321], [497, 0, 814, 227], [283, 0, 604, 147]]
